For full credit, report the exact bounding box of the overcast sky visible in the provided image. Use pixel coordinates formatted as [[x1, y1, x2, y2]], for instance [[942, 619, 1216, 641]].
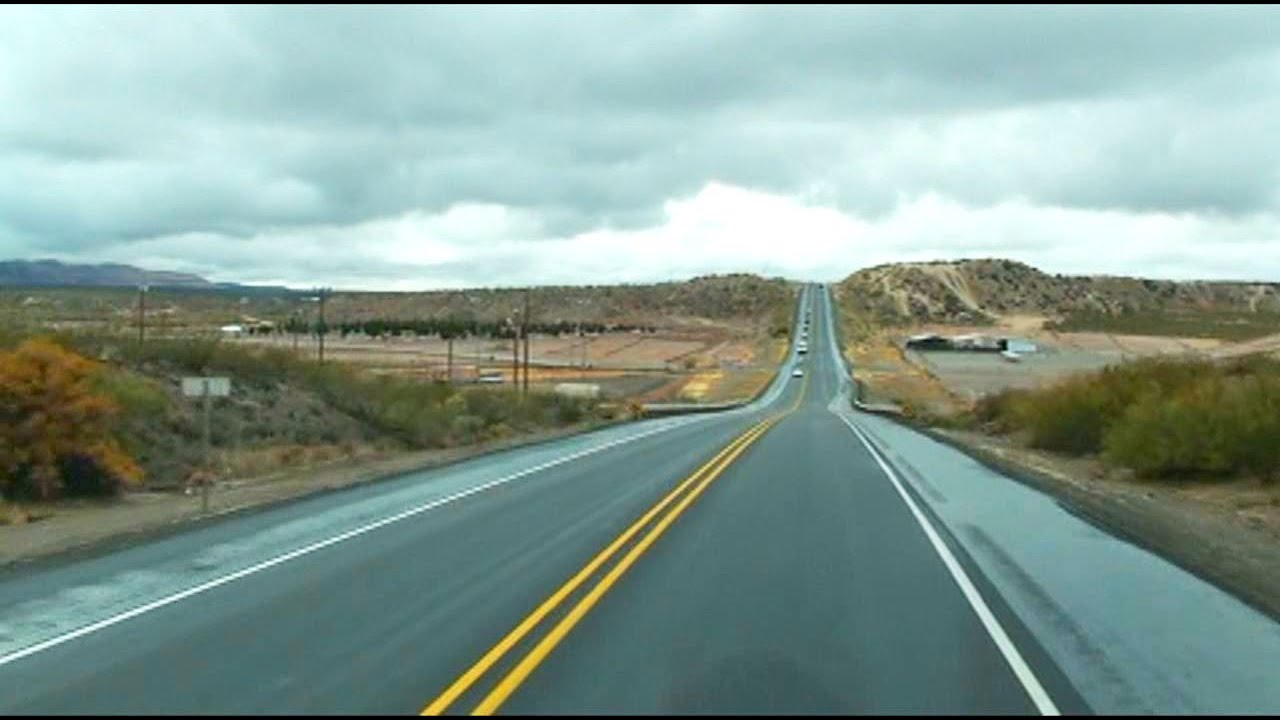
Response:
[[3, 6, 1279, 289]]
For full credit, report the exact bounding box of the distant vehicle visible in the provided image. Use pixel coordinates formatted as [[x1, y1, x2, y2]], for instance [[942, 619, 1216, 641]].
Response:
[[792, 368, 804, 378], [797, 346, 807, 355]]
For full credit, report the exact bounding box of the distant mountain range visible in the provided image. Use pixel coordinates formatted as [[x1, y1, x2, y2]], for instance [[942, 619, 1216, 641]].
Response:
[[0, 259, 211, 288], [0, 259, 295, 293]]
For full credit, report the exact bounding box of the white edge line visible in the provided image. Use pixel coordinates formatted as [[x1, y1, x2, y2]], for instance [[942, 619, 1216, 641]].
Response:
[[1, 290, 806, 668], [0, 414, 708, 668], [837, 413, 1061, 717]]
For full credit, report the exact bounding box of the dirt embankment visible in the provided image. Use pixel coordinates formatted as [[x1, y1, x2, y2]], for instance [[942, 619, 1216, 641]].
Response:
[[0, 419, 620, 569]]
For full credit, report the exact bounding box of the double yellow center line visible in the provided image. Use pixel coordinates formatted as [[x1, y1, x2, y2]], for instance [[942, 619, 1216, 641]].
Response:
[[423, 341, 811, 715], [421, 414, 783, 715]]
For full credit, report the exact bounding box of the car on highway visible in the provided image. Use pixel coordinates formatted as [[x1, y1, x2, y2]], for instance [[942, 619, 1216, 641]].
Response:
[[792, 367, 804, 377]]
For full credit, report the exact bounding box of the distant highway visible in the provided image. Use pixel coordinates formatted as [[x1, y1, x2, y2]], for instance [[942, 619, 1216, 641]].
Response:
[[1, 286, 1278, 714]]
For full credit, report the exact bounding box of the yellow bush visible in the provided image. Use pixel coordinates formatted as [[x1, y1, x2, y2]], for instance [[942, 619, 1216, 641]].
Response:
[[0, 339, 142, 499]]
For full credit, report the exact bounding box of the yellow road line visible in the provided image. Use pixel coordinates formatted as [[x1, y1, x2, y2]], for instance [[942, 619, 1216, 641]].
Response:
[[792, 364, 810, 412], [420, 417, 772, 716], [470, 415, 782, 715]]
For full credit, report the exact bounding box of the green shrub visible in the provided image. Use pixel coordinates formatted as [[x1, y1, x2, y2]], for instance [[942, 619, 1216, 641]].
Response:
[[450, 414, 487, 443], [972, 388, 1032, 433], [1015, 376, 1113, 454], [93, 369, 172, 419], [553, 396, 587, 424], [971, 354, 1280, 479], [1106, 374, 1280, 478]]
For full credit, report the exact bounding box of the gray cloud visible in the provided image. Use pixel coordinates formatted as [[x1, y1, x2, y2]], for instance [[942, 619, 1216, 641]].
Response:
[[2, 6, 1279, 284]]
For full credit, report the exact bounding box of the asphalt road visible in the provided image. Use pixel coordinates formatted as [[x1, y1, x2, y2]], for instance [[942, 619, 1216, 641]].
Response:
[[0, 286, 1088, 714]]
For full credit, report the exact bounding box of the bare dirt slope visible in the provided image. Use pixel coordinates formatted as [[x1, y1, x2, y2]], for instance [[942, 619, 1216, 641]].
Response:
[[838, 258, 1280, 326]]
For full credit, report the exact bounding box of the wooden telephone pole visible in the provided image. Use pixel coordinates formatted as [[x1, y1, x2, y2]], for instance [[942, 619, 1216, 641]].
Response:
[[522, 288, 531, 396], [315, 287, 330, 364], [511, 320, 520, 389], [137, 285, 149, 344], [446, 334, 454, 384]]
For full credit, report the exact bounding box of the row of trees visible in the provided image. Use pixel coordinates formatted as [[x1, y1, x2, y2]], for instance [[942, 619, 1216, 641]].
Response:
[[273, 317, 659, 340]]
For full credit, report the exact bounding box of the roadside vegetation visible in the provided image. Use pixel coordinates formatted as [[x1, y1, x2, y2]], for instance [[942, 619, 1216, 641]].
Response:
[[0, 339, 143, 502], [970, 356, 1280, 480], [1046, 308, 1280, 342], [0, 330, 603, 512]]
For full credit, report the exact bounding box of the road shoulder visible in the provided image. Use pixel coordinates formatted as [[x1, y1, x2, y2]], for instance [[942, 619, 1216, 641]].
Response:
[[882, 416, 1280, 623], [0, 419, 628, 573]]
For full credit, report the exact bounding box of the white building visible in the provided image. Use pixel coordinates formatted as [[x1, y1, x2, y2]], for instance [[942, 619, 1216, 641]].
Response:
[[554, 383, 601, 399]]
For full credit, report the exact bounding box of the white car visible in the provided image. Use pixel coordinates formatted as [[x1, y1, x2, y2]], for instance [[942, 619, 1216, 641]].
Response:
[[792, 367, 804, 378]]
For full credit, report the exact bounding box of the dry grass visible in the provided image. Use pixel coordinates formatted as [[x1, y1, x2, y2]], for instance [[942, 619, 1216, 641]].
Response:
[[219, 442, 375, 480], [848, 332, 960, 415], [0, 502, 55, 526], [674, 336, 786, 403]]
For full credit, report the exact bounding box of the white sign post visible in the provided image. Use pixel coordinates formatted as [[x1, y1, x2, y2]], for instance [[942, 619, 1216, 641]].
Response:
[[182, 377, 231, 513]]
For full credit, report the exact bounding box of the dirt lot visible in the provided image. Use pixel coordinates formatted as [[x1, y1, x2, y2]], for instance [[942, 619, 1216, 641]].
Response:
[[911, 348, 1118, 401], [855, 315, 1268, 409], [241, 329, 750, 377], [236, 328, 779, 406], [849, 342, 954, 415], [241, 329, 721, 372]]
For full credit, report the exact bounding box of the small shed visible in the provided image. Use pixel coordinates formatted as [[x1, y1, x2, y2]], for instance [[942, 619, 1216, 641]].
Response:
[[905, 334, 951, 350]]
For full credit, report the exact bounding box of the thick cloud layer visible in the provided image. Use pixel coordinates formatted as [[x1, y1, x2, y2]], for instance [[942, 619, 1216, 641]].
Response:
[[2, 6, 1278, 287]]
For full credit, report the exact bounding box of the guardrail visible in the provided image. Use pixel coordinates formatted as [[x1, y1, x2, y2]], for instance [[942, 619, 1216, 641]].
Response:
[[639, 401, 745, 417], [850, 396, 904, 416]]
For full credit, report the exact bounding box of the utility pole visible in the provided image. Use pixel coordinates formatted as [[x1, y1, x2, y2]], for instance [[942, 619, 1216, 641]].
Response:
[[137, 284, 149, 345], [511, 318, 520, 389], [446, 333, 454, 384], [522, 288, 531, 396], [316, 287, 329, 364], [202, 387, 212, 513]]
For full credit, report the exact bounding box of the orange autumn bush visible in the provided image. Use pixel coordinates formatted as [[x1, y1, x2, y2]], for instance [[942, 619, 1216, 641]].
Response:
[[0, 339, 142, 500]]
